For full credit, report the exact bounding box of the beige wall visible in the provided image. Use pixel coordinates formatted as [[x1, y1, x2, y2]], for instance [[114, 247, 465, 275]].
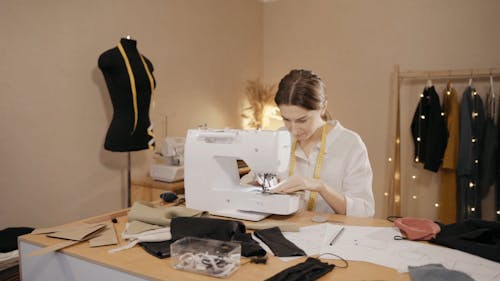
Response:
[[2, 0, 500, 228], [262, 0, 500, 219], [0, 0, 262, 228]]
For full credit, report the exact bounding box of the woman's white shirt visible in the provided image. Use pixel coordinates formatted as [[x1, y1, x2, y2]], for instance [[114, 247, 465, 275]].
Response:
[[286, 120, 375, 217]]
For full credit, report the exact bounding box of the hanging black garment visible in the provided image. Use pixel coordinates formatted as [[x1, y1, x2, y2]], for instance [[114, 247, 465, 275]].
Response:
[[479, 92, 497, 200], [264, 257, 335, 281], [98, 38, 156, 152], [497, 97, 500, 221], [430, 219, 500, 262], [411, 86, 448, 172], [457, 87, 485, 221]]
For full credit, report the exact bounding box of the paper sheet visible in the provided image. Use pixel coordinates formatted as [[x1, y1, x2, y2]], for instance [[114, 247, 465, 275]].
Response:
[[281, 223, 500, 281]]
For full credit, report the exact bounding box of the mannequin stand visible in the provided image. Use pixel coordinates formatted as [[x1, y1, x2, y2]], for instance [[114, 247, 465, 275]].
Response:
[[127, 152, 131, 207]]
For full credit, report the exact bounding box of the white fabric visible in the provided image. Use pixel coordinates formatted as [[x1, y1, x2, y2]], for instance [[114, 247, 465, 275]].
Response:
[[283, 120, 374, 217], [108, 223, 171, 253]]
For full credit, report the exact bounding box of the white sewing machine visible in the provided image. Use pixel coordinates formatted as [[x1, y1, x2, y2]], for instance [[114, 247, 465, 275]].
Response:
[[184, 128, 302, 221], [150, 137, 185, 182]]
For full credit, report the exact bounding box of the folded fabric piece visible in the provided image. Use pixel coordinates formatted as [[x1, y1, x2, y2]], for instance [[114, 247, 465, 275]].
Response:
[[125, 220, 161, 235], [254, 227, 306, 257], [431, 219, 500, 262], [265, 257, 335, 281], [139, 240, 173, 259], [408, 264, 475, 281], [140, 217, 266, 258], [109, 224, 172, 253], [127, 201, 203, 226], [394, 217, 440, 240], [0, 227, 34, 252]]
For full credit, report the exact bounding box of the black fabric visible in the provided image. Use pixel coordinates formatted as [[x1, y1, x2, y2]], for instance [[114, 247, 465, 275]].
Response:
[[98, 38, 156, 152], [265, 257, 335, 281], [456, 87, 485, 221], [254, 227, 306, 257], [140, 217, 266, 259], [0, 227, 34, 253], [430, 220, 500, 262], [411, 86, 448, 172], [479, 92, 497, 202], [139, 240, 173, 259]]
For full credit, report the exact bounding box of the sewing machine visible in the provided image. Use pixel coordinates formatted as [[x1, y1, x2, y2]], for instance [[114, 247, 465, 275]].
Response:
[[184, 128, 302, 221], [150, 137, 185, 182]]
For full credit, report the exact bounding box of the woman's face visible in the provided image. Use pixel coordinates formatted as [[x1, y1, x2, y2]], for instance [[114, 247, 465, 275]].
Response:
[[279, 104, 325, 141]]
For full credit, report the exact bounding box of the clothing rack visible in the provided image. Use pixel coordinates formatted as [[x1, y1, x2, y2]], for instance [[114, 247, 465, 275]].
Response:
[[388, 64, 500, 216]]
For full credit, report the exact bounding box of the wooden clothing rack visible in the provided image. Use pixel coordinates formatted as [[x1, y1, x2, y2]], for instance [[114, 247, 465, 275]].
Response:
[[388, 64, 500, 216]]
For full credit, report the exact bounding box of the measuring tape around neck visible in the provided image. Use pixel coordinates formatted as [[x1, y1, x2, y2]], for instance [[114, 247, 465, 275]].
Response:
[[289, 123, 328, 211]]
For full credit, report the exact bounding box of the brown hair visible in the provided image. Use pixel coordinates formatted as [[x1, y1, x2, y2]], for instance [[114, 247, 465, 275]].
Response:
[[274, 69, 331, 120]]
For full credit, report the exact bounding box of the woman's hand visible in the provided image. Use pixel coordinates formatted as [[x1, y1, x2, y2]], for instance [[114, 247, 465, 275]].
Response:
[[271, 175, 324, 193]]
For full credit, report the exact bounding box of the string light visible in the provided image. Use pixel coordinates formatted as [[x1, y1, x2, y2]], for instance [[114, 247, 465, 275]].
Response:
[[471, 207, 476, 212], [446, 91, 451, 95], [434, 203, 439, 208], [396, 138, 400, 144], [411, 175, 417, 180], [394, 195, 400, 203], [388, 157, 392, 162], [384, 192, 389, 196], [412, 195, 417, 200]]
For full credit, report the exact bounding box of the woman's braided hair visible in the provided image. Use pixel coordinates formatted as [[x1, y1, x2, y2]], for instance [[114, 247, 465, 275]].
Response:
[[274, 69, 331, 120]]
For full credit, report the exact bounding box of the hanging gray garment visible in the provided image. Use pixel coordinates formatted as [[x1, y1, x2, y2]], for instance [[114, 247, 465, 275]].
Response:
[[479, 93, 497, 199], [456, 87, 485, 221]]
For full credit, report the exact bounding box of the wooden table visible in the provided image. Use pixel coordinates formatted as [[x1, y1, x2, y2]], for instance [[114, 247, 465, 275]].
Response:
[[19, 209, 409, 281]]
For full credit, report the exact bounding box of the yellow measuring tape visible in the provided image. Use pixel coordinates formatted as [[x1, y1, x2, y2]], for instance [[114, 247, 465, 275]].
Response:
[[117, 42, 156, 149], [289, 123, 328, 211]]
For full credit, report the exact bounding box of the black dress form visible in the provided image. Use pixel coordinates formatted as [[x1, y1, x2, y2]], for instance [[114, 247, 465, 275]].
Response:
[[98, 38, 156, 152]]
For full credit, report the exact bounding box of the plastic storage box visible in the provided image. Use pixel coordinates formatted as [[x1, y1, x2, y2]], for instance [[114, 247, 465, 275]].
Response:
[[170, 237, 241, 278]]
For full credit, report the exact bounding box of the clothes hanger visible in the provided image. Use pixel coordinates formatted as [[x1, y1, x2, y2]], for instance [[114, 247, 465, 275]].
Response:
[[425, 73, 433, 89], [490, 73, 495, 99]]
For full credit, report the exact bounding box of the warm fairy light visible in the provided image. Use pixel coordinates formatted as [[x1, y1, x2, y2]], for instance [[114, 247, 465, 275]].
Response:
[[415, 156, 419, 162], [420, 115, 425, 119], [471, 207, 476, 212], [472, 138, 477, 143], [473, 91, 477, 96], [388, 157, 392, 162], [412, 195, 417, 200], [394, 195, 400, 203], [441, 112, 445, 116], [469, 182, 475, 188], [396, 138, 400, 144], [475, 159, 479, 164], [384, 192, 389, 196], [420, 94, 424, 98], [497, 210, 500, 215], [434, 203, 439, 207], [446, 91, 451, 95], [394, 172, 400, 180], [411, 175, 416, 180], [416, 137, 421, 142]]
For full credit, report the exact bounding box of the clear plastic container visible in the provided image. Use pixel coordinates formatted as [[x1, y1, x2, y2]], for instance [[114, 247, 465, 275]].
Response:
[[170, 237, 241, 278]]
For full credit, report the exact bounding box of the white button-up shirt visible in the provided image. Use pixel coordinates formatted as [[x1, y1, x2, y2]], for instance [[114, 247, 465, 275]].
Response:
[[286, 120, 375, 217]]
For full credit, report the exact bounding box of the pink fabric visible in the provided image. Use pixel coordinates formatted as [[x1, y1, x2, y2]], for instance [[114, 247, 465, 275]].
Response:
[[394, 217, 441, 240]]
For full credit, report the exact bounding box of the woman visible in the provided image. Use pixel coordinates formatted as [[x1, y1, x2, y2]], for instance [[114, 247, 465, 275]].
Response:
[[272, 69, 374, 217]]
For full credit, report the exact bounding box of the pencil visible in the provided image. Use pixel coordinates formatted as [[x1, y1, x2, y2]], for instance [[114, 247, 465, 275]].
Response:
[[329, 227, 345, 246]]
